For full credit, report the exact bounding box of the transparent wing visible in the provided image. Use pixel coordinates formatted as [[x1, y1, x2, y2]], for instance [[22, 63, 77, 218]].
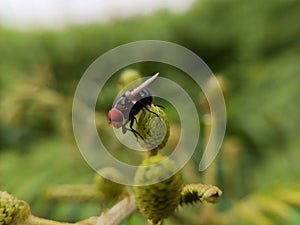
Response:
[[127, 72, 159, 100]]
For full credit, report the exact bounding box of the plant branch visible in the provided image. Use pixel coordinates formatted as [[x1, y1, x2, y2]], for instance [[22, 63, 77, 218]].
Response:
[[96, 195, 137, 225], [24, 215, 74, 225], [45, 184, 99, 201]]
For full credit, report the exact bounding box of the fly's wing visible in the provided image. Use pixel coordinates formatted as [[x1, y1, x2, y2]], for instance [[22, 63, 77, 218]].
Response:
[[126, 72, 159, 101]]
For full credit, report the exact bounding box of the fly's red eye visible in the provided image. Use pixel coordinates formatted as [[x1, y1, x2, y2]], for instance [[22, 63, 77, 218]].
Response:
[[108, 111, 112, 122], [108, 109, 124, 123]]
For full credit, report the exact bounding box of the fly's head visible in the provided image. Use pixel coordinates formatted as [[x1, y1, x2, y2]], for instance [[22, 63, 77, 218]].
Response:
[[108, 108, 125, 128]]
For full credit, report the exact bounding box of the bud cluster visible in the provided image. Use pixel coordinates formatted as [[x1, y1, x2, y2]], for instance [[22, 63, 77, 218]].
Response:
[[0, 191, 27, 225]]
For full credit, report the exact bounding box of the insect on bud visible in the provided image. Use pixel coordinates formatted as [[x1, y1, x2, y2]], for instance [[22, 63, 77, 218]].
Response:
[[109, 73, 159, 137]]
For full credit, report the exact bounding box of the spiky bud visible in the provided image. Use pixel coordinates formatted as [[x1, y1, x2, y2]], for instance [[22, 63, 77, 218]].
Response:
[[134, 154, 183, 225], [136, 105, 170, 154], [0, 191, 29, 225], [118, 69, 142, 92], [94, 167, 125, 202]]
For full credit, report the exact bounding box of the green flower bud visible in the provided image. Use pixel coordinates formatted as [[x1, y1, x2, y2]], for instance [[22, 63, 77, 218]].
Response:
[[94, 167, 125, 202], [136, 105, 170, 154], [118, 69, 142, 92], [134, 155, 183, 225]]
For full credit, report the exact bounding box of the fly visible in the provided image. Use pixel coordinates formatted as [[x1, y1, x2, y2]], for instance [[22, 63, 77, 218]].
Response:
[[108, 72, 159, 138]]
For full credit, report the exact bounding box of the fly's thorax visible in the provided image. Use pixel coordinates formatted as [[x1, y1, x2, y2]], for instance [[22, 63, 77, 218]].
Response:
[[131, 89, 153, 106], [114, 95, 133, 119], [127, 89, 153, 120]]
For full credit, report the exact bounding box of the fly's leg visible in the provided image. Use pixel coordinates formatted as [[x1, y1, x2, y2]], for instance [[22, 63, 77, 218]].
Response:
[[143, 105, 160, 118], [130, 128, 144, 140], [129, 117, 144, 140], [122, 124, 143, 139], [154, 104, 165, 109], [138, 101, 160, 118], [122, 125, 127, 134]]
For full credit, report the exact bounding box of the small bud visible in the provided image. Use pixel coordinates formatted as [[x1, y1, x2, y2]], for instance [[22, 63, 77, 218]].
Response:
[[94, 167, 125, 202], [118, 69, 142, 92], [134, 154, 183, 225]]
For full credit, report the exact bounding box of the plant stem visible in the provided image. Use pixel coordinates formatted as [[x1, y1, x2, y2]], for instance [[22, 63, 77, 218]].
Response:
[[24, 215, 98, 225], [45, 184, 99, 201], [96, 195, 137, 225], [201, 114, 217, 222], [25, 215, 74, 225]]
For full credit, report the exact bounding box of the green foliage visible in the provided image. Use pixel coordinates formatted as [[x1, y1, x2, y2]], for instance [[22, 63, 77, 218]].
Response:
[[0, 0, 300, 224], [0, 138, 98, 221]]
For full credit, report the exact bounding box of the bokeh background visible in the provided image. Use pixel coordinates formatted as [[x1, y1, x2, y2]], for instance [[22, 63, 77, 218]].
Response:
[[1, 0, 300, 224]]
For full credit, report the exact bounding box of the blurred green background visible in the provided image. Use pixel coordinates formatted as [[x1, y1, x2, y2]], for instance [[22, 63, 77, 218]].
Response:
[[1, 0, 300, 224]]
